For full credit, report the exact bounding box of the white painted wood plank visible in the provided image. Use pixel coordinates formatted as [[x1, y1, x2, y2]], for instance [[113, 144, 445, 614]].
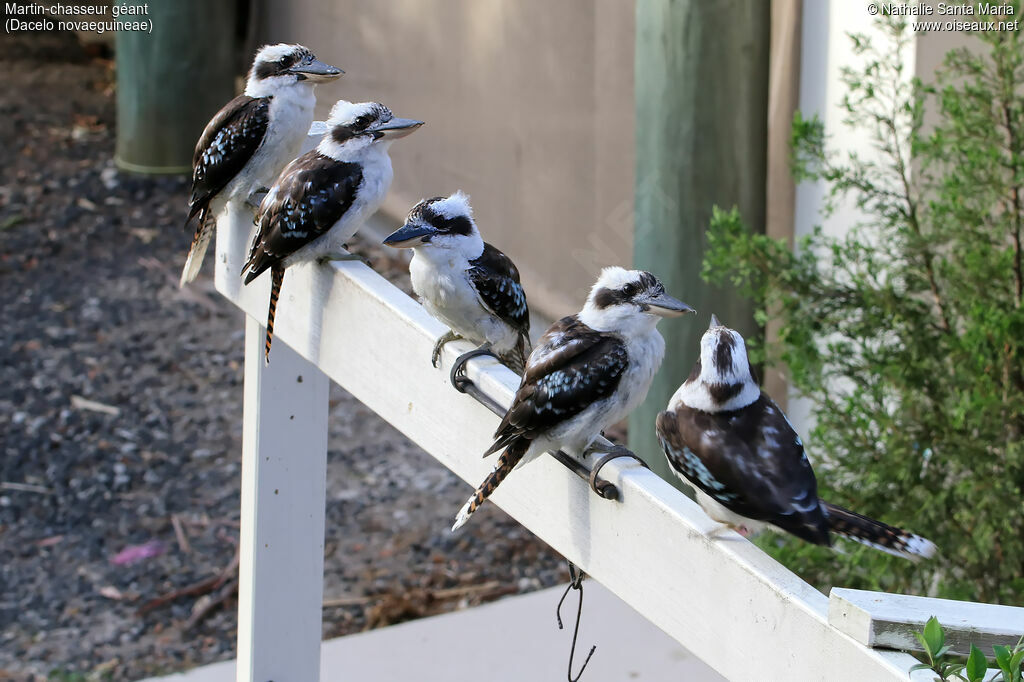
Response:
[[830, 588, 1024, 656], [236, 313, 330, 682], [214, 205, 930, 681]]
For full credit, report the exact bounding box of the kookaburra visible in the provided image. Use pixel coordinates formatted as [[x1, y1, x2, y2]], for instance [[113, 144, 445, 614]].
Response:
[[656, 315, 937, 561], [242, 100, 423, 362], [453, 267, 694, 530], [180, 43, 342, 287], [382, 191, 531, 377]]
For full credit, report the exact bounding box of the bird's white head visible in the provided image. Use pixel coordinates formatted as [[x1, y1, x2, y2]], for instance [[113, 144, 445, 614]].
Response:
[[673, 314, 760, 413], [316, 100, 424, 161], [578, 267, 694, 335], [382, 191, 483, 259], [245, 44, 342, 96], [695, 315, 755, 384]]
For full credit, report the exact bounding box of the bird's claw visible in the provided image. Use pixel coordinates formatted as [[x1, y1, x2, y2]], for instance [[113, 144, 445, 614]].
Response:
[[707, 523, 752, 541], [583, 443, 633, 460], [245, 187, 271, 210], [431, 330, 462, 368]]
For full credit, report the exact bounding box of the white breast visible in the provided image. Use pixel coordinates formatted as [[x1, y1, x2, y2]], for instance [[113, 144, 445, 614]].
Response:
[[335, 145, 394, 245], [409, 250, 520, 354], [617, 329, 665, 417]]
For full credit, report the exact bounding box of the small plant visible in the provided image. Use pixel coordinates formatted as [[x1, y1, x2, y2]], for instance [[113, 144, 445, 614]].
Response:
[[912, 616, 1024, 682]]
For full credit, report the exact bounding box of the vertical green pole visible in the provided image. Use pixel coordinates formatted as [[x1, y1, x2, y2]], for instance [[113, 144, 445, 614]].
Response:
[[115, 1, 238, 174], [630, 0, 769, 486]]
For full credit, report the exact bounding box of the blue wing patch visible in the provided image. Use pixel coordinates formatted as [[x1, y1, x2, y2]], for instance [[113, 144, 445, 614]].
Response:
[[660, 439, 737, 503]]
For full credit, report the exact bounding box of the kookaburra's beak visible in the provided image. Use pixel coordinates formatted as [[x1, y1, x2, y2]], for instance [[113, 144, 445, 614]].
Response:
[[383, 222, 436, 248], [289, 59, 343, 82], [370, 117, 424, 140], [709, 313, 722, 328], [644, 292, 695, 318]]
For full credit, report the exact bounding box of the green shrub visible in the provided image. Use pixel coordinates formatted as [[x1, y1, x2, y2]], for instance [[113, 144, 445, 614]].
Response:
[[913, 616, 1023, 682], [703, 11, 1024, 602]]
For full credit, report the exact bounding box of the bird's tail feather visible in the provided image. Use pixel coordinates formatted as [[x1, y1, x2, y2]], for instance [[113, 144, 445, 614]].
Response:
[[184, 199, 204, 232], [452, 438, 529, 531], [264, 267, 284, 364], [500, 351, 524, 376], [823, 502, 937, 561], [483, 430, 519, 458], [502, 334, 531, 375], [179, 212, 211, 287]]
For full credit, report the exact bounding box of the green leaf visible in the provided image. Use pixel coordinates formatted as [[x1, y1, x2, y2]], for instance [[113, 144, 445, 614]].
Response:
[[924, 617, 946, 655], [966, 644, 987, 681], [1009, 649, 1024, 673], [994, 645, 1012, 669], [915, 632, 935, 663]]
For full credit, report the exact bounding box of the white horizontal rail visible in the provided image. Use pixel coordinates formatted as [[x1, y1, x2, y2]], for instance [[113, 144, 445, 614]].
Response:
[[830, 588, 1024, 657], [214, 200, 935, 682]]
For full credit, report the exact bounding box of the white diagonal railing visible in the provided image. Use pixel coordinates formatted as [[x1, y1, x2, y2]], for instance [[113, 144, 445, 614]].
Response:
[[212, 133, 1020, 682]]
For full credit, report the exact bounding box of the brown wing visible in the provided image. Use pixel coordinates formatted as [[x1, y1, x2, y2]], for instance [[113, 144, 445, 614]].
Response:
[[485, 316, 627, 454], [187, 95, 271, 226], [242, 151, 363, 282], [467, 243, 530, 337], [656, 395, 830, 545]]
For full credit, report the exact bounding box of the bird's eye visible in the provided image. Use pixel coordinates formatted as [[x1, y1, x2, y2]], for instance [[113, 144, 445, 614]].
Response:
[[354, 115, 371, 129], [623, 283, 638, 297]]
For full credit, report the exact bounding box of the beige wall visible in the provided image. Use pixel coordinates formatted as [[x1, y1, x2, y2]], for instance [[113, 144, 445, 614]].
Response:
[[256, 0, 635, 318]]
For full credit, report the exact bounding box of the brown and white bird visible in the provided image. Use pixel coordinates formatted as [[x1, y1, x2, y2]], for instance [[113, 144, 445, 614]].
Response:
[[242, 100, 423, 362], [452, 267, 694, 530], [656, 315, 937, 561], [382, 192, 531, 377], [180, 43, 342, 287]]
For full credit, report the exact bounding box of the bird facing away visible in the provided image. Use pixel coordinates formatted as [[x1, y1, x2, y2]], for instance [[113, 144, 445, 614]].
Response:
[[382, 191, 532, 377], [242, 100, 423, 363], [180, 43, 342, 287], [452, 267, 694, 530], [656, 315, 937, 561]]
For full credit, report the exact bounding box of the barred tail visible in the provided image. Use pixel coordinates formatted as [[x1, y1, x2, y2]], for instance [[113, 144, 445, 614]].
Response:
[[452, 438, 529, 531], [264, 267, 284, 364], [501, 331, 528, 374], [501, 350, 525, 376], [823, 502, 937, 562], [180, 211, 212, 287]]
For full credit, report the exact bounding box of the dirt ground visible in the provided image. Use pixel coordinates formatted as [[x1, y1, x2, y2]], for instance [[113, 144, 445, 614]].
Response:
[[0, 26, 565, 681]]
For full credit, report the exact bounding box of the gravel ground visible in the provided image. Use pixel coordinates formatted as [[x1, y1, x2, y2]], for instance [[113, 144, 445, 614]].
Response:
[[0, 27, 564, 682]]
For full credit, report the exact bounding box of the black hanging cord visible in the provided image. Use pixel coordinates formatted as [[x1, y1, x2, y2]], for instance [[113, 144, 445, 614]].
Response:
[[556, 561, 596, 682]]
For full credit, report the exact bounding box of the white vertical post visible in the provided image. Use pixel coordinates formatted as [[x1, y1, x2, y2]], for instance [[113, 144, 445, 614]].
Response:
[[236, 316, 330, 682]]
